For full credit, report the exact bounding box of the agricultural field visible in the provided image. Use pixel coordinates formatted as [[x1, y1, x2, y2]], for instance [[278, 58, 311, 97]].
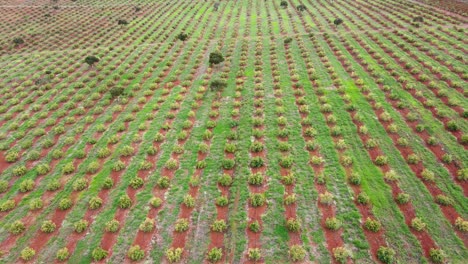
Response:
[[0, 0, 466, 263]]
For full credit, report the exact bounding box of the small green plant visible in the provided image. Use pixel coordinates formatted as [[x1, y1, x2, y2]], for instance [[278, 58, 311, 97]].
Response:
[[435, 194, 453, 206], [377, 246, 395, 264], [46, 179, 60, 191], [88, 196, 103, 209], [207, 247, 223, 263], [19, 179, 35, 192], [56, 247, 70, 261], [411, 217, 426, 231], [58, 198, 73, 210], [157, 176, 171, 189], [421, 169, 435, 182], [325, 217, 342, 231], [118, 195, 132, 209], [127, 245, 145, 261], [249, 193, 266, 207], [289, 245, 306, 262], [183, 194, 195, 208], [130, 176, 144, 189], [319, 192, 334, 205], [374, 156, 388, 166], [73, 178, 88, 191], [105, 219, 120, 233], [248, 173, 264, 185], [286, 218, 301, 232], [92, 247, 108, 261], [248, 248, 261, 261], [40, 220, 56, 233], [20, 247, 35, 261], [175, 218, 189, 232], [455, 217, 468, 232], [211, 219, 227, 232], [429, 248, 445, 263], [166, 247, 183, 263], [364, 218, 381, 232], [150, 197, 163, 208], [139, 218, 155, 232], [395, 193, 410, 204], [250, 157, 264, 168], [74, 220, 88, 233], [218, 174, 233, 187], [9, 220, 26, 235], [333, 247, 350, 264], [0, 199, 15, 212]]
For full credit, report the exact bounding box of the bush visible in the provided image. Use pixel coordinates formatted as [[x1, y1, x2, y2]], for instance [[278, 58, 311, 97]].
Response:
[[211, 219, 227, 232], [150, 197, 163, 208], [286, 218, 301, 232], [74, 220, 88, 233], [319, 192, 334, 205], [377, 246, 395, 264], [395, 193, 410, 204], [58, 198, 73, 210], [248, 248, 261, 261], [0, 199, 15, 211], [118, 195, 132, 209], [41, 220, 56, 233], [19, 179, 35, 192], [411, 217, 426, 231], [105, 219, 120, 233], [9, 220, 26, 235], [56, 247, 69, 261], [127, 245, 145, 261], [250, 157, 264, 168], [20, 247, 35, 261], [166, 247, 183, 263], [73, 178, 88, 191], [325, 217, 342, 231], [429, 248, 445, 263], [29, 198, 43, 210], [92, 247, 108, 261], [333, 247, 350, 264], [249, 193, 266, 207], [157, 176, 171, 189], [139, 218, 155, 232], [364, 218, 381, 232], [289, 245, 306, 262], [175, 218, 189, 232], [207, 247, 223, 263], [455, 217, 468, 232]]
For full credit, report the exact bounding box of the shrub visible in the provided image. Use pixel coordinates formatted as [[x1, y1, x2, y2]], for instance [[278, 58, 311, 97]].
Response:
[[46, 179, 60, 191], [364, 218, 381, 232], [357, 192, 370, 205], [89, 196, 103, 209], [29, 198, 43, 211], [9, 220, 26, 235], [175, 218, 189, 232], [221, 158, 235, 170], [395, 193, 410, 204], [421, 169, 435, 182], [435, 195, 453, 206], [74, 220, 88, 233], [289, 245, 306, 261], [249, 193, 266, 207], [207, 247, 223, 263], [157, 176, 171, 189], [218, 174, 233, 187], [130, 176, 144, 189], [19, 179, 34, 192], [211, 219, 227, 232], [41, 220, 56, 233], [139, 218, 155, 233], [92, 247, 108, 261], [216, 195, 229, 207], [56, 247, 69, 261], [249, 220, 261, 233], [127, 245, 145, 261], [73, 178, 88, 191], [455, 217, 468, 232], [166, 247, 183, 263], [429, 248, 445, 263], [58, 198, 73, 210], [377, 246, 395, 264], [325, 217, 342, 231], [150, 197, 163, 208], [0, 199, 15, 211], [248, 248, 261, 261], [118, 195, 132, 209], [20, 247, 35, 261], [286, 218, 301, 232], [250, 157, 264, 168], [333, 247, 350, 264], [319, 192, 334, 205], [411, 217, 426, 231], [374, 156, 388, 166], [248, 173, 264, 185]]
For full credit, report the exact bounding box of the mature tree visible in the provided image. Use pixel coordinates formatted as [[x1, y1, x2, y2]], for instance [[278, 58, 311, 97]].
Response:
[[297, 5, 306, 11], [413, 16, 424, 23], [84, 56, 100, 67], [13, 37, 24, 46], [334, 18, 343, 27], [177, 32, 188, 41], [214, 3, 220, 11], [280, 1, 288, 8], [209, 51, 224, 66], [109, 87, 124, 98], [210, 79, 227, 91], [118, 19, 128, 25]]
